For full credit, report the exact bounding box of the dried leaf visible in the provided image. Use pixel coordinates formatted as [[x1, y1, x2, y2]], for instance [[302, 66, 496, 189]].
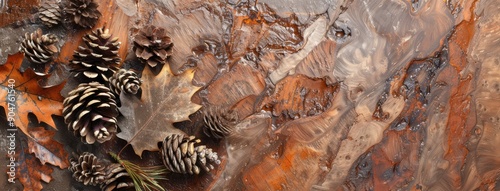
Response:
[[27, 126, 70, 169], [0, 53, 64, 137], [15, 147, 54, 191], [117, 65, 201, 156]]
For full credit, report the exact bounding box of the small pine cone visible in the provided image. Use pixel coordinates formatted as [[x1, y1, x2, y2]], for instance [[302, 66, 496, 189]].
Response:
[[109, 69, 141, 96], [71, 27, 121, 83], [203, 106, 239, 139], [133, 26, 173, 69], [20, 28, 58, 74], [161, 134, 220, 175], [63, 82, 119, 144], [101, 163, 134, 191], [38, 2, 62, 27], [65, 0, 101, 28], [69, 152, 106, 186]]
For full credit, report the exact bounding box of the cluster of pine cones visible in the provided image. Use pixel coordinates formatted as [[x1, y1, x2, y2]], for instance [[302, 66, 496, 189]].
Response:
[[20, 0, 103, 75], [38, 0, 101, 29], [55, 6, 218, 191], [62, 26, 142, 144], [22, 0, 238, 189]]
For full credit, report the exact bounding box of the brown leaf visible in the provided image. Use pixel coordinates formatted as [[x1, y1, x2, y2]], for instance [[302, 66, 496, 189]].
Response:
[[15, 147, 54, 191], [27, 126, 70, 169], [117, 65, 201, 156], [0, 53, 64, 137]]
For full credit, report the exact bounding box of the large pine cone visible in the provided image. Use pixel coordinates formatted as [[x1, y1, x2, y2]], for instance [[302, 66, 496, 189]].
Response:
[[63, 82, 119, 144], [65, 0, 101, 28], [133, 26, 173, 70], [109, 69, 141, 96], [70, 27, 121, 83], [161, 134, 220, 175], [203, 106, 239, 139], [69, 152, 106, 186], [20, 28, 58, 75], [38, 2, 62, 27], [101, 163, 134, 191]]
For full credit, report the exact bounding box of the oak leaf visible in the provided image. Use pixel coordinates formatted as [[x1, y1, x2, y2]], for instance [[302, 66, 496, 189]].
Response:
[[27, 125, 70, 169], [117, 66, 201, 156], [15, 146, 54, 191], [0, 53, 64, 137]]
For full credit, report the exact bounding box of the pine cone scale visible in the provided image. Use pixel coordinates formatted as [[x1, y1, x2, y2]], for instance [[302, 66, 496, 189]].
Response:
[[136, 48, 154, 60]]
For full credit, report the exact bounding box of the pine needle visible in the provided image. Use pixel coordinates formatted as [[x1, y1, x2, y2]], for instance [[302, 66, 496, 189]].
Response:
[[109, 152, 167, 191]]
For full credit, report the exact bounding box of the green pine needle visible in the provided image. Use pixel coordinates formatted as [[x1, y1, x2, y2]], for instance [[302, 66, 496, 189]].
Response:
[[109, 152, 167, 191]]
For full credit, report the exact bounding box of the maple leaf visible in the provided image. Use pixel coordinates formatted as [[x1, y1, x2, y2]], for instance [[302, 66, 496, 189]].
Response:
[[117, 66, 202, 156], [15, 146, 54, 191], [0, 53, 64, 137]]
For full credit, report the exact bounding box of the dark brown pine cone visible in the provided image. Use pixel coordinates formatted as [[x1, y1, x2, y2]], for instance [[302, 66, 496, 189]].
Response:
[[108, 69, 142, 96], [133, 26, 173, 70], [64, 0, 101, 28], [101, 163, 134, 191], [203, 106, 239, 139], [70, 27, 121, 83], [20, 28, 58, 75], [38, 2, 62, 27], [69, 152, 106, 186], [161, 134, 220, 175], [62, 82, 119, 144]]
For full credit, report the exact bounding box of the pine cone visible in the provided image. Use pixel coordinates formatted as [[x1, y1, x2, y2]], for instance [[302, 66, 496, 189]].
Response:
[[38, 2, 62, 27], [101, 163, 134, 191], [65, 0, 101, 28], [69, 152, 106, 186], [109, 69, 142, 96], [70, 27, 121, 83], [63, 82, 119, 144], [203, 106, 239, 139], [20, 28, 58, 74], [133, 26, 173, 69], [161, 134, 220, 175]]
